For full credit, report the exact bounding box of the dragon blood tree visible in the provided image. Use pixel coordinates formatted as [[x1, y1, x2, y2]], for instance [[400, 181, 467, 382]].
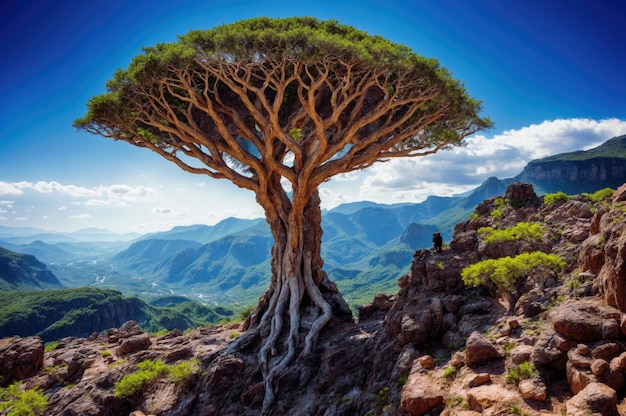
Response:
[[74, 17, 492, 411]]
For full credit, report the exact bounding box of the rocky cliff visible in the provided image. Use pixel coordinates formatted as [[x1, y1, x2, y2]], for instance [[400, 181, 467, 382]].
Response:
[[515, 134, 626, 195], [3, 182, 626, 415], [519, 157, 626, 195]]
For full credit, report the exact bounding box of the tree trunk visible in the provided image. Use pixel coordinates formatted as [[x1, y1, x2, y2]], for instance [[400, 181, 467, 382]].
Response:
[[239, 187, 350, 413]]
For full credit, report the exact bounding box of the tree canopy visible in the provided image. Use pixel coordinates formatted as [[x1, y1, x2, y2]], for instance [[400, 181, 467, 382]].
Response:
[[75, 17, 492, 413], [74, 17, 490, 195]]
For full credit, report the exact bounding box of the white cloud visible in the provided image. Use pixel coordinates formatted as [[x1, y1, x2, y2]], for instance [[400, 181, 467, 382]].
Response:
[[153, 207, 173, 215], [0, 181, 154, 202], [355, 118, 626, 203], [152, 207, 189, 217], [70, 213, 91, 219], [0, 183, 23, 195], [107, 185, 153, 201]]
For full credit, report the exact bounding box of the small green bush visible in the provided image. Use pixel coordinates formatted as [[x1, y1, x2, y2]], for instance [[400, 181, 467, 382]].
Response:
[[169, 358, 200, 382], [478, 222, 543, 244], [443, 366, 457, 379], [518, 361, 538, 379], [43, 341, 59, 353], [461, 252, 566, 294], [584, 187, 614, 202], [543, 191, 570, 205], [505, 366, 519, 384], [506, 361, 537, 385], [114, 358, 199, 397], [0, 382, 48, 416]]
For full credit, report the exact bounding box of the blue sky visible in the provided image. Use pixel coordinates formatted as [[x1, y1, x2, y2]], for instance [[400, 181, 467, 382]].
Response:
[[1, 0, 625, 233]]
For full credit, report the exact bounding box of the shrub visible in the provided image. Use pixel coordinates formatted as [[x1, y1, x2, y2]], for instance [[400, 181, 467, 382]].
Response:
[[443, 366, 457, 379], [461, 252, 566, 294], [0, 382, 48, 416], [505, 366, 519, 384], [518, 361, 538, 379], [43, 341, 59, 353], [506, 361, 537, 385], [478, 222, 543, 244], [169, 358, 200, 382], [543, 191, 570, 205], [114, 358, 200, 397], [584, 187, 614, 202]]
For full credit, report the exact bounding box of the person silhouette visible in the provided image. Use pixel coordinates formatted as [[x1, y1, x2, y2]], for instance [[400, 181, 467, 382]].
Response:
[[432, 232, 443, 253]]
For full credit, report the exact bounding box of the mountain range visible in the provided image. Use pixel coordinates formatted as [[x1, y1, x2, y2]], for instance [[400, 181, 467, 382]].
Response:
[[1, 134, 625, 328]]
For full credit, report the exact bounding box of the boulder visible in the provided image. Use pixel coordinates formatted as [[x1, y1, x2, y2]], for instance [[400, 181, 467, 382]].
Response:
[[117, 333, 151, 355], [550, 300, 621, 341], [400, 371, 445, 416], [464, 331, 501, 366], [518, 378, 547, 401], [510, 345, 533, 365], [566, 382, 618, 416], [466, 384, 521, 412], [0, 336, 44, 385]]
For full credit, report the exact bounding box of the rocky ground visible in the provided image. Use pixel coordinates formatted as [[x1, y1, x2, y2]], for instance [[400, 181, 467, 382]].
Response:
[[2, 182, 626, 415]]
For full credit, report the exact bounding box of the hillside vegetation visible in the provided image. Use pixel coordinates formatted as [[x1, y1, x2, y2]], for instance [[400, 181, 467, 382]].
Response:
[[0, 247, 63, 291], [0, 287, 235, 342]]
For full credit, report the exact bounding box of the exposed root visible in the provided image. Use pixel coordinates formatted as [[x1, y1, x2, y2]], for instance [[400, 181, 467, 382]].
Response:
[[301, 254, 332, 356], [258, 252, 332, 414]]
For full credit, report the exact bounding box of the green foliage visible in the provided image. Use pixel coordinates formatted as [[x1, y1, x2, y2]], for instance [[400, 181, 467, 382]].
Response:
[[114, 358, 200, 397], [477, 222, 543, 244], [0, 288, 235, 342], [583, 187, 615, 202], [443, 366, 457, 379], [446, 395, 464, 408], [461, 252, 566, 294], [518, 361, 538, 379], [43, 341, 59, 353], [169, 358, 200, 382], [505, 367, 519, 384], [490, 208, 503, 218], [506, 361, 537, 385], [288, 128, 303, 140], [75, 16, 491, 172], [543, 191, 570, 205], [0, 382, 48, 416], [240, 305, 254, 321]]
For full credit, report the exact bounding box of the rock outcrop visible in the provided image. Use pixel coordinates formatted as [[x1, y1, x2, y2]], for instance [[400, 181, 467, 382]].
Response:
[[3, 182, 626, 415]]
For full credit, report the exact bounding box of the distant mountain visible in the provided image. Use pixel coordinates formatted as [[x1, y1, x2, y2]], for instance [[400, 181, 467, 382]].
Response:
[[0, 240, 77, 264], [137, 217, 265, 244], [0, 247, 64, 291], [0, 287, 235, 342], [514, 134, 626, 194], [0, 226, 139, 244], [112, 239, 203, 271]]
